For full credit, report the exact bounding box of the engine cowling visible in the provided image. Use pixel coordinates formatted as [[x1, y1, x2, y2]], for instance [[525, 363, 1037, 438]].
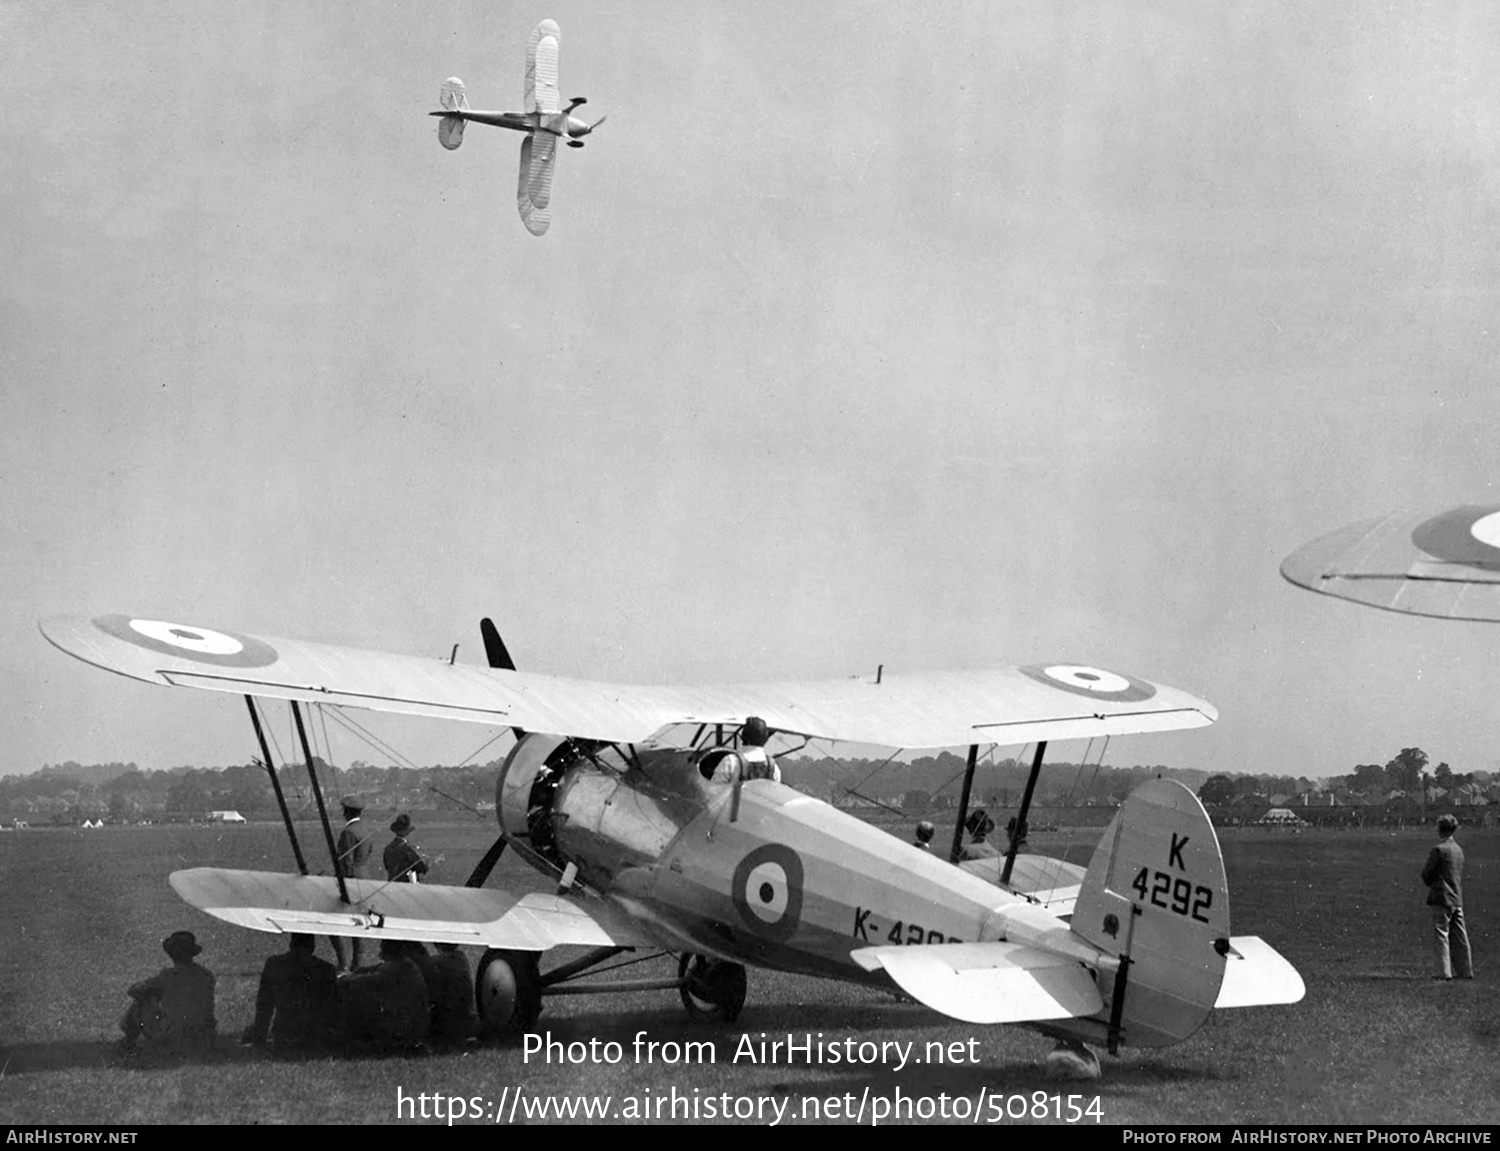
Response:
[[495, 733, 567, 840]]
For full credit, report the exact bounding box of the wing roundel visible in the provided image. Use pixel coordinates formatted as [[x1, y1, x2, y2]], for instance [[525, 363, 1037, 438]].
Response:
[[41, 614, 1217, 750]]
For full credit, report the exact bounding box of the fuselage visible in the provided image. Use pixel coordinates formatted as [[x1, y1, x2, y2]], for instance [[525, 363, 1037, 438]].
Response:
[[431, 109, 593, 138], [502, 741, 1028, 984]]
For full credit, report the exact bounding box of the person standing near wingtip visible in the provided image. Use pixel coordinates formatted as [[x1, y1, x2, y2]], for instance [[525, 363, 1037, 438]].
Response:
[[384, 813, 429, 883], [1422, 813, 1473, 981], [333, 795, 372, 971]]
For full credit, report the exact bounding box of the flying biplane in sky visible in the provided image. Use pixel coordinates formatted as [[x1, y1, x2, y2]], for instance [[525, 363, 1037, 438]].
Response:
[[41, 614, 1303, 1078], [431, 19, 605, 236], [1283, 503, 1500, 622]]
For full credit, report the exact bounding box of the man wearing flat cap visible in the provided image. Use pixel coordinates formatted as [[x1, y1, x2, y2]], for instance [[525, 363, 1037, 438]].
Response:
[[384, 813, 429, 883], [120, 930, 216, 1055], [333, 795, 373, 971]]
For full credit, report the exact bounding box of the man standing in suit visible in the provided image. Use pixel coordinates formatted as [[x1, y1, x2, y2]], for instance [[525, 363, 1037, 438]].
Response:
[[333, 796, 372, 971], [1421, 814, 1473, 981], [384, 813, 430, 883]]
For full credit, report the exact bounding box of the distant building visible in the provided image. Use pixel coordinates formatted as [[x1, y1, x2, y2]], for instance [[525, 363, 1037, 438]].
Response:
[[1255, 807, 1309, 828], [208, 810, 247, 824]]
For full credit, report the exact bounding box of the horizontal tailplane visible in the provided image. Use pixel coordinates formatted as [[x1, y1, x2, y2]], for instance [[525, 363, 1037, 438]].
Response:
[[852, 941, 1102, 1025], [1215, 936, 1305, 1008]]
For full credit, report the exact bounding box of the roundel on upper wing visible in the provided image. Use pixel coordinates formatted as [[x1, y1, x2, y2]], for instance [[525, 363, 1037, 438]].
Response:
[[731, 843, 804, 942], [1019, 664, 1157, 703], [1411, 504, 1500, 571], [94, 615, 280, 668]]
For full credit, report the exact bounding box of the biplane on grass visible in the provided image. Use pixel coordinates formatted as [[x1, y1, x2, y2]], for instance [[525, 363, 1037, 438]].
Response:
[[431, 19, 605, 236], [41, 612, 1303, 1078]]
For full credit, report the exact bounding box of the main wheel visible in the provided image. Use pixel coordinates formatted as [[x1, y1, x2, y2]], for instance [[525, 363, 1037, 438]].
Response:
[[677, 954, 747, 1022], [476, 949, 542, 1038]]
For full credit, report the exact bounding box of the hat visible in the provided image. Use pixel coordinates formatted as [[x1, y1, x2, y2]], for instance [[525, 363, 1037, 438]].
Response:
[[340, 795, 365, 813], [162, 930, 202, 960], [915, 820, 935, 843], [390, 813, 413, 835], [741, 716, 770, 746]]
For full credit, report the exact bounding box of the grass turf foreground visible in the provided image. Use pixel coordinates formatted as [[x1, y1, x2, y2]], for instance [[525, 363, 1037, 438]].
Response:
[[0, 820, 1495, 1125]]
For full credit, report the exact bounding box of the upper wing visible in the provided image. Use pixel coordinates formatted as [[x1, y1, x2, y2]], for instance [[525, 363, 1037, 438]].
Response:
[[517, 135, 554, 236], [1282, 504, 1500, 621], [41, 614, 1217, 750], [525, 19, 561, 114], [171, 868, 650, 950]]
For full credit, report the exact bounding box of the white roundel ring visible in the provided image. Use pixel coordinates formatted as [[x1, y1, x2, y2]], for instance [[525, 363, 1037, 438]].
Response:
[[129, 619, 244, 655], [1019, 663, 1157, 703], [732, 844, 804, 942], [1039, 665, 1131, 693], [93, 614, 281, 668]]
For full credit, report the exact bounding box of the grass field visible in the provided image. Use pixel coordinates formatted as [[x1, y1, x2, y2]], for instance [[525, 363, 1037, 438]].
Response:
[[0, 817, 1495, 1125]]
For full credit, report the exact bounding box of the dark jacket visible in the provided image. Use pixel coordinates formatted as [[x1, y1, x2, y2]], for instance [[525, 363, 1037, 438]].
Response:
[[1421, 837, 1465, 910], [246, 948, 337, 1050]]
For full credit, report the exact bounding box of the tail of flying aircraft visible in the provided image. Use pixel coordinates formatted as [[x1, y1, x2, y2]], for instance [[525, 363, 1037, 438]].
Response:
[[438, 78, 469, 150]]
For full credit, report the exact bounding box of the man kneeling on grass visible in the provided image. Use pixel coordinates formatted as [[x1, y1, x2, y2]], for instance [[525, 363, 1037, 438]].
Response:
[[120, 930, 217, 1056], [242, 933, 338, 1054]]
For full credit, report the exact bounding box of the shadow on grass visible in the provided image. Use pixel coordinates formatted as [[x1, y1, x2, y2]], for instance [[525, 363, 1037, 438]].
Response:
[[0, 1037, 267, 1075]]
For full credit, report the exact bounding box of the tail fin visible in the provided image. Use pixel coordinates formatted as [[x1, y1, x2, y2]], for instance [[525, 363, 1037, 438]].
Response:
[[1070, 779, 1230, 1049], [438, 78, 468, 150]]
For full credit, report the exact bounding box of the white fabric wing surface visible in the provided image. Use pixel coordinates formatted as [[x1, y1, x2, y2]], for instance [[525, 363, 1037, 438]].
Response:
[[41, 615, 1217, 751], [170, 868, 647, 950]]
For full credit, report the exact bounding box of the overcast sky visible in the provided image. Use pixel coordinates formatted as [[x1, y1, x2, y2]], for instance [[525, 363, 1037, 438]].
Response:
[[5, 2, 1500, 780]]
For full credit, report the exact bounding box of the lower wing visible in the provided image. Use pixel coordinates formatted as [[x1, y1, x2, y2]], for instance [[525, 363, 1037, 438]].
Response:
[[171, 868, 650, 950]]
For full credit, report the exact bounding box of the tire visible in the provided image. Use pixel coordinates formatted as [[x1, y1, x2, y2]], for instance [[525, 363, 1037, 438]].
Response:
[[677, 954, 747, 1023], [475, 948, 542, 1038]]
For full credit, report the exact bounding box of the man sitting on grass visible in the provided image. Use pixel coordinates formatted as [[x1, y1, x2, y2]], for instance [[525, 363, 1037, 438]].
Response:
[[120, 930, 216, 1057]]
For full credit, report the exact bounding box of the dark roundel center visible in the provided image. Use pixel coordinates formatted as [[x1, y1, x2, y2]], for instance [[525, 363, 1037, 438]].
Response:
[[1077, 672, 1099, 681], [170, 629, 204, 641], [758, 882, 775, 904]]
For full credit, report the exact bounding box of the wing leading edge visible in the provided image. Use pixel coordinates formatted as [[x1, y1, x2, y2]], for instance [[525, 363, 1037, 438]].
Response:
[[1282, 504, 1500, 622], [41, 614, 1217, 750]]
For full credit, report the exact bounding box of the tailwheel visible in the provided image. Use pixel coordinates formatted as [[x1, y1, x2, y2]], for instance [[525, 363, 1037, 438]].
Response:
[[476, 948, 542, 1039], [677, 954, 747, 1022], [1045, 1039, 1101, 1081]]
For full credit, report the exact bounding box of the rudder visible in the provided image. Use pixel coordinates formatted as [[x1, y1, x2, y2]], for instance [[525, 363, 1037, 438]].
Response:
[[1070, 779, 1229, 1048]]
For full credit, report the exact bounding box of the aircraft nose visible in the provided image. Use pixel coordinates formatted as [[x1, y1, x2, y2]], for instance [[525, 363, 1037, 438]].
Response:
[[566, 117, 590, 137]]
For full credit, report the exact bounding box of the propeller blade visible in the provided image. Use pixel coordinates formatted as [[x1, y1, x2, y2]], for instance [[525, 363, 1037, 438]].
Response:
[[480, 617, 516, 671]]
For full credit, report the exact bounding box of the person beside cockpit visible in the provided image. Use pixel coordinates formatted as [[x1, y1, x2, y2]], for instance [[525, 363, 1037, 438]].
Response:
[[728, 716, 781, 783], [333, 796, 372, 971]]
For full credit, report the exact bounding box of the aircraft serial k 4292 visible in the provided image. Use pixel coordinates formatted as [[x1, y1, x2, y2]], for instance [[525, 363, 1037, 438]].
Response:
[[41, 613, 1304, 1078], [431, 19, 605, 236]]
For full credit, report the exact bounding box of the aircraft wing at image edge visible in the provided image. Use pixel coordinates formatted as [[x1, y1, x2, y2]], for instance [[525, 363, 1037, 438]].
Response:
[[39, 614, 1216, 751], [1282, 503, 1500, 622]]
